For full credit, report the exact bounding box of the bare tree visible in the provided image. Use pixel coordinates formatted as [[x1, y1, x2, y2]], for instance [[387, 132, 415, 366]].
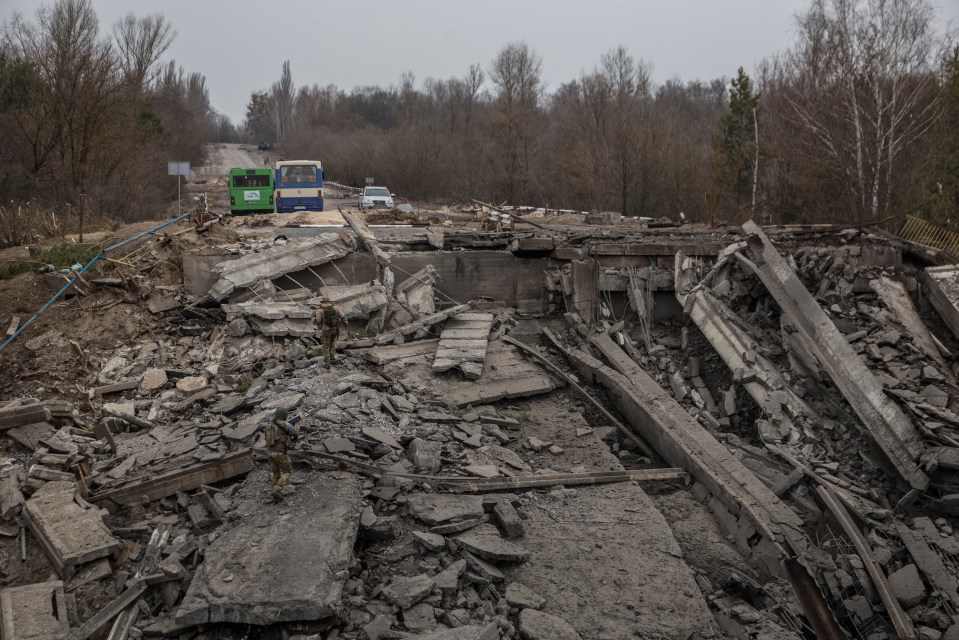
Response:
[[489, 41, 543, 202], [784, 0, 946, 221], [113, 12, 173, 89], [3, 0, 121, 197]]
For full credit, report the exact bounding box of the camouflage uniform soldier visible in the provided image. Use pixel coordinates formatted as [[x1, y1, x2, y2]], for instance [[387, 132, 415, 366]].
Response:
[[315, 298, 344, 369], [264, 408, 299, 502]]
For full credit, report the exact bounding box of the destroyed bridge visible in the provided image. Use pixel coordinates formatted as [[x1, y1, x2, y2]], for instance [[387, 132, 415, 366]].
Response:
[[2, 204, 959, 640]]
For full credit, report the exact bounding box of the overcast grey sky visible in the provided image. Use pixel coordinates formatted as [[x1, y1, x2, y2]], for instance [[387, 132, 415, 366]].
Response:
[[4, 0, 959, 123]]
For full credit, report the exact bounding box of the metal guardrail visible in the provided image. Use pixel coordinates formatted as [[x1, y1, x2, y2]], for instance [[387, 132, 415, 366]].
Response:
[[899, 214, 959, 258]]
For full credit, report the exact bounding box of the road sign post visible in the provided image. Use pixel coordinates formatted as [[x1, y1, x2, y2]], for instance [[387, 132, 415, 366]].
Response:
[[167, 161, 192, 217]]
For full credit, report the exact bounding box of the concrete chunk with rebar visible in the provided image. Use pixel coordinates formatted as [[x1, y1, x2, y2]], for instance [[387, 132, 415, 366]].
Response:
[[208, 235, 351, 302], [737, 220, 928, 491]]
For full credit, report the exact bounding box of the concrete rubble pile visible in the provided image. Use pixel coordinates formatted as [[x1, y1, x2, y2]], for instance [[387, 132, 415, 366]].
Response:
[[7, 204, 959, 640], [593, 223, 959, 639]]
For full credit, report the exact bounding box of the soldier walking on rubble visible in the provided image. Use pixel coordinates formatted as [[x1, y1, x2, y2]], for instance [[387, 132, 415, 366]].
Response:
[[315, 298, 345, 369], [265, 408, 299, 503]]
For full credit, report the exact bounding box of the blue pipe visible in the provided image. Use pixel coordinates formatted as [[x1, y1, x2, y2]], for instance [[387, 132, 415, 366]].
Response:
[[0, 212, 193, 353]]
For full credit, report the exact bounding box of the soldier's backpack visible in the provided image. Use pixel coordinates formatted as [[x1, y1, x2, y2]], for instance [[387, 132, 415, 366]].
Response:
[[322, 305, 337, 326], [265, 421, 280, 447]]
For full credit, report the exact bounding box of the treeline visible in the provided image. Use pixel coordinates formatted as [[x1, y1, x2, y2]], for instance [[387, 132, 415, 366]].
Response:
[[0, 0, 237, 222], [247, 0, 958, 225]]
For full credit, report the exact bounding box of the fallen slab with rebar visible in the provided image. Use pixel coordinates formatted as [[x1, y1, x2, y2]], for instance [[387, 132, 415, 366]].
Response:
[[736, 220, 928, 491]]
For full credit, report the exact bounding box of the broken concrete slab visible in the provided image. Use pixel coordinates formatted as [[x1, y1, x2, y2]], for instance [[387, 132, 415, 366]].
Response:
[[455, 523, 530, 562], [505, 582, 546, 610], [381, 573, 435, 609], [6, 422, 55, 451], [579, 334, 809, 579], [445, 376, 556, 408], [403, 623, 498, 640], [895, 522, 959, 608], [519, 609, 583, 640], [412, 531, 446, 552], [362, 303, 473, 347], [223, 410, 272, 443], [147, 294, 181, 314], [0, 472, 24, 520], [571, 260, 599, 324], [738, 221, 928, 491], [221, 302, 313, 321], [311, 282, 389, 319], [509, 481, 714, 639], [0, 403, 52, 432], [922, 264, 959, 342], [407, 494, 484, 526], [889, 564, 926, 608], [395, 265, 438, 318], [462, 549, 505, 582], [176, 474, 363, 626], [362, 426, 403, 450], [208, 235, 351, 302], [493, 501, 524, 538], [90, 450, 253, 506], [676, 256, 812, 444], [0, 581, 70, 640], [351, 339, 440, 365], [872, 276, 951, 371], [23, 481, 120, 577], [249, 316, 316, 338], [433, 559, 466, 593], [433, 313, 494, 380]]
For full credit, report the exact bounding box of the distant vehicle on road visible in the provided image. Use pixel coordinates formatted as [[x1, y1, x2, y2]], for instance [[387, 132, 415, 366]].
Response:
[[257, 142, 274, 151], [358, 186, 394, 210], [275, 160, 324, 212], [228, 168, 274, 214]]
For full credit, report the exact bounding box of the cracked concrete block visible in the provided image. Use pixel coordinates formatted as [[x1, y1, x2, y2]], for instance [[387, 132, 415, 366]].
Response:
[[381, 574, 435, 609], [0, 581, 70, 640], [407, 494, 484, 526], [456, 523, 530, 562], [889, 563, 926, 608]]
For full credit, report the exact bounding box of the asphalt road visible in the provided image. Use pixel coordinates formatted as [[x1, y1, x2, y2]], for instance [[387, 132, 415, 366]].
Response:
[[207, 143, 269, 169]]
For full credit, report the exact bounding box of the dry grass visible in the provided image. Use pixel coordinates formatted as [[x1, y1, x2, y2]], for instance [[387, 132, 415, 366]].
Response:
[[0, 202, 63, 248]]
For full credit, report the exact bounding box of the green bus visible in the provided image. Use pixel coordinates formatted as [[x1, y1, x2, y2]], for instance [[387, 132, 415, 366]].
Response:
[[228, 168, 274, 214]]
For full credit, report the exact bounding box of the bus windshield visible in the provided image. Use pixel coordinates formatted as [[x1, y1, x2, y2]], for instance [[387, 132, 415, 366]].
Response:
[[280, 165, 317, 184], [233, 174, 271, 188]]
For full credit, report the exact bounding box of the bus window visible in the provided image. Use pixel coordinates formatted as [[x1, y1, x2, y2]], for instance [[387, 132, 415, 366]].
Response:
[[281, 166, 316, 183]]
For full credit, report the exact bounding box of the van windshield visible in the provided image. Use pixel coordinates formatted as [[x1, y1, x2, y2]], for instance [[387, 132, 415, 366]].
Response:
[[365, 188, 390, 197]]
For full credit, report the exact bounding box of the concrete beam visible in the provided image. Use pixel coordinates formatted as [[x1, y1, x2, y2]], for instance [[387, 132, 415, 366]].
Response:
[[871, 276, 951, 370], [571, 260, 599, 324], [208, 235, 351, 302], [575, 334, 845, 637], [738, 221, 928, 491], [581, 333, 807, 575], [89, 450, 253, 507], [921, 265, 959, 342], [676, 255, 813, 443], [0, 404, 52, 432]]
